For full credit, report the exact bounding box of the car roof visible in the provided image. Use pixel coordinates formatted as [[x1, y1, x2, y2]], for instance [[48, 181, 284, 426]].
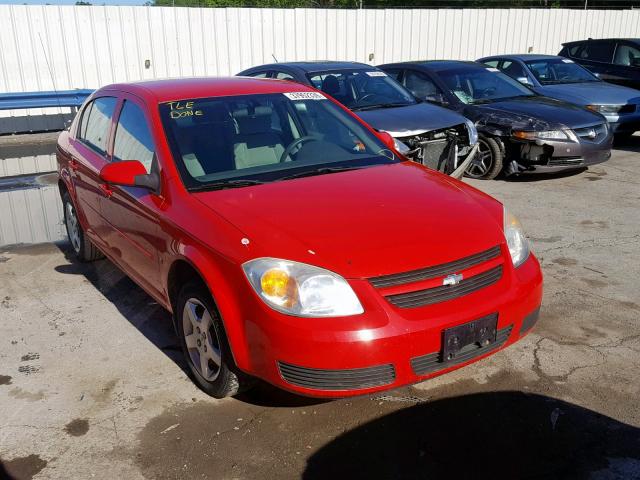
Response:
[[480, 54, 563, 62], [562, 38, 640, 45], [244, 61, 375, 74], [381, 60, 483, 72], [99, 77, 315, 103]]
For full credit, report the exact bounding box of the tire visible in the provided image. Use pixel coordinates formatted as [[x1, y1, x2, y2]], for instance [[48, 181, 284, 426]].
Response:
[[61, 190, 103, 262], [175, 281, 252, 398], [465, 135, 504, 180]]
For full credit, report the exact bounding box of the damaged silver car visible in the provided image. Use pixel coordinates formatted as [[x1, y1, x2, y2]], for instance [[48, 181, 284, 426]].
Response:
[[237, 61, 478, 178], [379, 60, 612, 179]]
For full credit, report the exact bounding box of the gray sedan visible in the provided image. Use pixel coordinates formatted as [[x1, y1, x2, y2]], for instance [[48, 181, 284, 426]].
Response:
[[478, 54, 640, 137]]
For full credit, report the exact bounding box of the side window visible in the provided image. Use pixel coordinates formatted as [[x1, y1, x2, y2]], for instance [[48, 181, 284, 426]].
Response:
[[275, 71, 294, 80], [567, 44, 584, 58], [583, 41, 615, 63], [404, 70, 443, 101], [614, 43, 640, 67], [113, 100, 155, 174], [79, 97, 117, 155], [245, 71, 269, 78], [482, 60, 500, 68], [500, 61, 528, 80]]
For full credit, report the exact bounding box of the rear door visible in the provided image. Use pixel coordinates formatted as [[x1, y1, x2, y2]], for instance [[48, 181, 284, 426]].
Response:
[[68, 96, 118, 248], [100, 94, 163, 297]]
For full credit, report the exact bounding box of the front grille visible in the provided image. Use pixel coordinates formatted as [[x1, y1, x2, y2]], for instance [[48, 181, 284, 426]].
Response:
[[548, 156, 583, 166], [369, 245, 501, 289], [385, 265, 503, 309], [278, 361, 395, 390], [573, 123, 608, 143], [411, 324, 513, 375]]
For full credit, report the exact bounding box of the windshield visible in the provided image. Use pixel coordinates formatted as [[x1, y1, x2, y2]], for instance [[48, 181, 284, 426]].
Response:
[[525, 59, 600, 85], [306, 69, 417, 111], [160, 92, 397, 190], [437, 67, 534, 104]]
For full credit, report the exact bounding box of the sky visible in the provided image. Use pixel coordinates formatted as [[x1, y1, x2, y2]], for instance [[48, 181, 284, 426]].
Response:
[[1, 0, 146, 4]]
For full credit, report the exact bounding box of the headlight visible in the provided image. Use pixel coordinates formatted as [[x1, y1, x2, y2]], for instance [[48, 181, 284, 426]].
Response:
[[586, 104, 625, 115], [465, 119, 479, 145], [392, 137, 411, 154], [503, 207, 530, 268], [242, 258, 364, 317], [512, 129, 578, 142]]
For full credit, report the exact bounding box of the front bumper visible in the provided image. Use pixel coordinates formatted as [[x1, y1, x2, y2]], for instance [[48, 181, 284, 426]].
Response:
[[240, 252, 543, 398], [514, 131, 612, 174]]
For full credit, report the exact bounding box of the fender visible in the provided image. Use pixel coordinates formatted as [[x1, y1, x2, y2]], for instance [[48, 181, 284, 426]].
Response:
[[167, 245, 253, 375]]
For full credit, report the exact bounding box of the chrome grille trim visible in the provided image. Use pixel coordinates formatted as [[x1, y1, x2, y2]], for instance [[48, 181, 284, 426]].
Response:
[[385, 265, 503, 309]]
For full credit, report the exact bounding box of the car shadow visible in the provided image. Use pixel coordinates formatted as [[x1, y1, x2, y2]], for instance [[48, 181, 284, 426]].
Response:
[[53, 241, 327, 407], [613, 135, 640, 153], [53, 241, 188, 374], [303, 391, 640, 480]]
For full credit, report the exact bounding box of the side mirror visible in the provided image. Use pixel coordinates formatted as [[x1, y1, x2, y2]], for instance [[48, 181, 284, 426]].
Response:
[[99, 160, 159, 192], [516, 76, 532, 86], [377, 131, 396, 150]]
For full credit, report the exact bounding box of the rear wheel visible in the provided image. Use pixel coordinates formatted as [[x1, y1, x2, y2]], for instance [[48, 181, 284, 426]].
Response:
[[465, 135, 503, 180], [62, 191, 103, 262], [175, 281, 252, 398]]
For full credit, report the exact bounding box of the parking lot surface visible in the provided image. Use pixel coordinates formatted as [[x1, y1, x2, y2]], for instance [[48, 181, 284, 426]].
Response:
[[1, 139, 639, 480]]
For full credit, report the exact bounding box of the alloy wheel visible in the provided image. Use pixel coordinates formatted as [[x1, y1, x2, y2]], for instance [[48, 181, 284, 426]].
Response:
[[65, 201, 81, 253], [182, 298, 222, 381], [465, 138, 494, 179]]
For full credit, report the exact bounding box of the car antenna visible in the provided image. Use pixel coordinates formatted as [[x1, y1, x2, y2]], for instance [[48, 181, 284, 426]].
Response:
[[272, 54, 279, 63], [38, 32, 65, 125]]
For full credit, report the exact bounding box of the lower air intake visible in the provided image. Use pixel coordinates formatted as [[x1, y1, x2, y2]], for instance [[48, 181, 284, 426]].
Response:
[[278, 361, 396, 391]]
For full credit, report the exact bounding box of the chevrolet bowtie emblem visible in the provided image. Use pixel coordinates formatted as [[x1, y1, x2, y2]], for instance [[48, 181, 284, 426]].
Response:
[[443, 273, 464, 286]]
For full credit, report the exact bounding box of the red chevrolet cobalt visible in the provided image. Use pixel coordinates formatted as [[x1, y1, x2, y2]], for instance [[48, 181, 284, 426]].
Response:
[[57, 77, 542, 398]]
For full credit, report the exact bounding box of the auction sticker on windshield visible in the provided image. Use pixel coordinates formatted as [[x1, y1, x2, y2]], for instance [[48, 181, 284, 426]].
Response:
[[283, 92, 327, 101], [486, 67, 500, 72], [365, 71, 387, 77]]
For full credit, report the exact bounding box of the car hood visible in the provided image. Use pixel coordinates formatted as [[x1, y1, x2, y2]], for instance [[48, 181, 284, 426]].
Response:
[[356, 102, 467, 137], [465, 95, 605, 133], [193, 162, 504, 279], [534, 82, 640, 106]]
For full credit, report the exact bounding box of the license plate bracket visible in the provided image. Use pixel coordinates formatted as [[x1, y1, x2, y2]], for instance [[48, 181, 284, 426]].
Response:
[[442, 314, 498, 361]]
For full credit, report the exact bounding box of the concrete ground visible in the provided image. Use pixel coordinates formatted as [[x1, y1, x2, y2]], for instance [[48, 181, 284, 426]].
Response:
[[1, 139, 639, 480]]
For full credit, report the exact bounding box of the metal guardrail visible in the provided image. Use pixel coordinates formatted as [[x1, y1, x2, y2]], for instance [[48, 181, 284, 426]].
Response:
[[0, 89, 93, 110]]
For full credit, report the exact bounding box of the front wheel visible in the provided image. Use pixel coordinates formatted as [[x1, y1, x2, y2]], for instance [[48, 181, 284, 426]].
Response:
[[62, 191, 103, 262], [175, 282, 253, 398], [465, 135, 503, 180]]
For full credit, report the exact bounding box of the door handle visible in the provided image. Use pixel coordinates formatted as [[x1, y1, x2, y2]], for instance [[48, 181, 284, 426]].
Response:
[[100, 183, 113, 198]]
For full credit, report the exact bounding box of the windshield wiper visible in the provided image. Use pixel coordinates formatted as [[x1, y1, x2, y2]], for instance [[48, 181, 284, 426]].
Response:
[[279, 166, 364, 181], [188, 178, 265, 192], [352, 102, 412, 111]]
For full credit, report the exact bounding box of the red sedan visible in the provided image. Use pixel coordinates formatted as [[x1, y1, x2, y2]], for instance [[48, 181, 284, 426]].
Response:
[[57, 77, 542, 398]]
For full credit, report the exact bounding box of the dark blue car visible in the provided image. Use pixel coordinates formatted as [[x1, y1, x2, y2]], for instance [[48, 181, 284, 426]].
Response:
[[559, 38, 640, 91], [378, 60, 612, 180], [237, 62, 478, 177], [478, 54, 640, 137]]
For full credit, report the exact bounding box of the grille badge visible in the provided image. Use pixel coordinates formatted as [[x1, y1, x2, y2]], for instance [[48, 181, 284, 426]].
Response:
[[443, 273, 463, 286]]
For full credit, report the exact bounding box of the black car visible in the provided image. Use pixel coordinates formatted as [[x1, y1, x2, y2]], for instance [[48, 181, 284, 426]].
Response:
[[378, 61, 612, 180], [237, 62, 478, 177], [559, 38, 640, 91]]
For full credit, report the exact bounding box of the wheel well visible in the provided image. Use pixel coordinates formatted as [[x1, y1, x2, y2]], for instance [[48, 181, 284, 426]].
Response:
[[167, 260, 207, 311], [58, 179, 68, 198]]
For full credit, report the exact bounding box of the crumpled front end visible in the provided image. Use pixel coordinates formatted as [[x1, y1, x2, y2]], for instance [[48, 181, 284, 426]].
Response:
[[396, 123, 477, 177]]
